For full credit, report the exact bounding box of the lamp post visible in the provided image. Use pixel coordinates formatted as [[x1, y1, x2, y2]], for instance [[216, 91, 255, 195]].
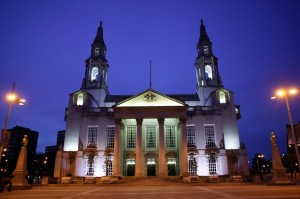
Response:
[[272, 88, 300, 172], [0, 82, 26, 163]]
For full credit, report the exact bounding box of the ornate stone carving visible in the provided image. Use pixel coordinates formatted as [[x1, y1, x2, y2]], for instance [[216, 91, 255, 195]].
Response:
[[144, 92, 157, 102]]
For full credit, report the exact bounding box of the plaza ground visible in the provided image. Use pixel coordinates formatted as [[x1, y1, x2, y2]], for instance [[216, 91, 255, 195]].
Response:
[[1, 183, 300, 199]]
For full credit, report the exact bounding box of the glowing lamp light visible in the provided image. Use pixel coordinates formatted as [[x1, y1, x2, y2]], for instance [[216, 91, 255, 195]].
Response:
[[276, 89, 286, 97], [18, 98, 26, 105], [289, 88, 298, 95], [6, 93, 17, 101], [274, 88, 298, 98]]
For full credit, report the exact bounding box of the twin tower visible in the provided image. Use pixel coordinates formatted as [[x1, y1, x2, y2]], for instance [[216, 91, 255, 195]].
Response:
[[56, 20, 248, 179]]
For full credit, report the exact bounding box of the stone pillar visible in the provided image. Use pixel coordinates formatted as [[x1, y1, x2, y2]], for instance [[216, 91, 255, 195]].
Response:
[[135, 118, 143, 177], [158, 118, 166, 176], [113, 119, 121, 176], [54, 146, 63, 178], [180, 118, 189, 177], [75, 149, 83, 176], [269, 132, 294, 185], [11, 135, 31, 189]]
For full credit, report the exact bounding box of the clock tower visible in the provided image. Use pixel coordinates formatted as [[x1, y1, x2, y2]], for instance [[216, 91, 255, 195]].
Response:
[[81, 21, 109, 107], [195, 20, 223, 105]]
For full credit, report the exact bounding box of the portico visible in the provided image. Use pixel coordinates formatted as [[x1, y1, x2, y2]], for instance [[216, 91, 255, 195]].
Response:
[[112, 89, 188, 177]]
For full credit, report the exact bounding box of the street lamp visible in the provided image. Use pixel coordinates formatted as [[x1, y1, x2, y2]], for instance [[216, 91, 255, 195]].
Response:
[[272, 88, 300, 172], [0, 82, 26, 163]]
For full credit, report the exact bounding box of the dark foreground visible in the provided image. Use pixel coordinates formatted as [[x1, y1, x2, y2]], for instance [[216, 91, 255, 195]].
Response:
[[1, 184, 300, 199]]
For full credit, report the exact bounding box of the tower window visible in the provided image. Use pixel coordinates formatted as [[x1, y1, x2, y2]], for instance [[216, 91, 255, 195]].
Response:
[[219, 91, 226, 104], [186, 125, 196, 147], [77, 93, 84, 106], [87, 126, 98, 148], [106, 126, 115, 148], [204, 46, 208, 54], [205, 65, 212, 80], [91, 67, 99, 81], [205, 125, 215, 147], [94, 48, 100, 56]]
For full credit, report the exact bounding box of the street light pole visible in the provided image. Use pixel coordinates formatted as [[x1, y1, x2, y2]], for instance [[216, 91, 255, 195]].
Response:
[[284, 96, 300, 172], [0, 83, 15, 164], [0, 82, 25, 164]]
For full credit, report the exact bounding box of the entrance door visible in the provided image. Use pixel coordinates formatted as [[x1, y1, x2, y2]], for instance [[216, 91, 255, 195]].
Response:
[[127, 164, 135, 176], [147, 158, 156, 176], [126, 159, 135, 176], [167, 158, 176, 176], [147, 164, 156, 176]]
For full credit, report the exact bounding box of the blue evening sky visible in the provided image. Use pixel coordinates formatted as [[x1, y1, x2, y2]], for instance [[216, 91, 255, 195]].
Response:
[[0, 0, 300, 160]]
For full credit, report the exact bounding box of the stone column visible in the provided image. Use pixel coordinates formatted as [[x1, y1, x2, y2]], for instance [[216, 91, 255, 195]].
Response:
[[113, 119, 121, 176], [180, 118, 189, 177], [158, 118, 166, 176], [269, 132, 294, 185], [11, 135, 31, 189], [135, 118, 143, 177]]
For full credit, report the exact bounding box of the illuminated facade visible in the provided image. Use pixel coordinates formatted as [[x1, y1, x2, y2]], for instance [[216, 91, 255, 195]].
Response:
[[54, 20, 249, 180]]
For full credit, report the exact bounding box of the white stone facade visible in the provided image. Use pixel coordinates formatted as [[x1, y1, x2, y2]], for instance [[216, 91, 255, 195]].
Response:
[[54, 20, 249, 180]]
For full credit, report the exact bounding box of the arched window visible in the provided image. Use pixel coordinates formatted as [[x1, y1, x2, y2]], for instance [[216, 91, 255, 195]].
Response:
[[91, 67, 99, 81], [219, 91, 226, 104], [205, 65, 212, 80], [77, 93, 84, 106]]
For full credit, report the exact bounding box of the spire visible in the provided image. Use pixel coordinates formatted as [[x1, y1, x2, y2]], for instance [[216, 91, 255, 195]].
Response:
[[197, 19, 212, 56], [195, 20, 222, 88], [91, 20, 107, 59], [94, 21, 105, 44], [199, 19, 210, 42]]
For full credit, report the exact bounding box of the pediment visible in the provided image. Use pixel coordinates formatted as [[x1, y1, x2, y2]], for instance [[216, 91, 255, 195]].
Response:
[[116, 89, 186, 107]]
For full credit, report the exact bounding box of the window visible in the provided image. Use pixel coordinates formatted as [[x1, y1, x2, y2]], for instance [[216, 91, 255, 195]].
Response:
[[126, 126, 136, 148], [166, 126, 176, 148], [87, 162, 94, 176], [106, 126, 115, 148], [186, 125, 196, 147], [205, 65, 212, 80], [204, 46, 208, 54], [188, 156, 197, 175], [77, 93, 84, 106], [146, 126, 156, 148], [219, 91, 226, 104], [205, 125, 215, 147], [105, 160, 113, 176], [94, 47, 100, 56], [91, 67, 99, 81], [209, 160, 217, 175], [87, 126, 98, 148]]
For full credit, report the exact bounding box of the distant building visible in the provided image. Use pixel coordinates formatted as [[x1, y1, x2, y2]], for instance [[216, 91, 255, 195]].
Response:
[[54, 20, 249, 180], [1, 125, 38, 174], [56, 130, 65, 148], [286, 122, 300, 170], [44, 130, 66, 176], [45, 146, 57, 153]]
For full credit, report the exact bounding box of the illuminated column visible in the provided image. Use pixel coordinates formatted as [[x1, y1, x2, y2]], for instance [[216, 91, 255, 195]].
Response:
[[113, 119, 121, 176], [180, 118, 189, 176], [135, 118, 143, 176], [158, 118, 166, 176]]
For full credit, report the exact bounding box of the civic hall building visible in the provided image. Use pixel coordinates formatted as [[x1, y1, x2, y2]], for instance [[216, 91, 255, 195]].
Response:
[[54, 20, 249, 182]]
